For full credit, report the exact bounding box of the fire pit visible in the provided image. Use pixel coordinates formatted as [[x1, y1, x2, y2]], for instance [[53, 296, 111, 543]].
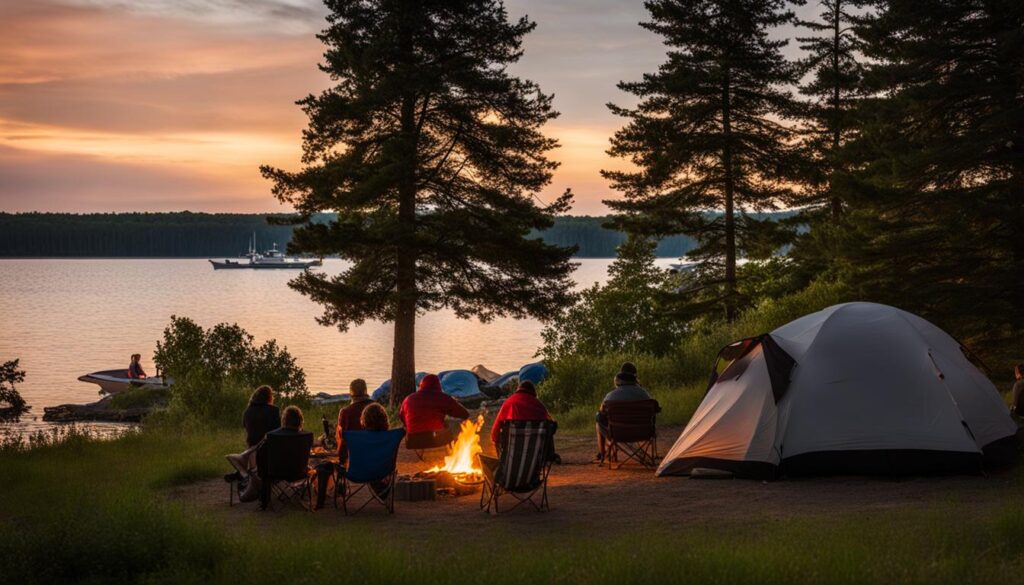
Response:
[[396, 415, 487, 500]]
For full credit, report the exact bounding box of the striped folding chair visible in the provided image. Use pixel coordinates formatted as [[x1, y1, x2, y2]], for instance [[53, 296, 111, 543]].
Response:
[[478, 420, 556, 514]]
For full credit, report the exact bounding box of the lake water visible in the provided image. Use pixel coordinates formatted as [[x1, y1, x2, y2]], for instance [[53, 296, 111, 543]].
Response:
[[0, 258, 677, 435]]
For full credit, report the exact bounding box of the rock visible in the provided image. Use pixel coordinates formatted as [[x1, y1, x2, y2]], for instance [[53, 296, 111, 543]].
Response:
[[42, 398, 149, 423]]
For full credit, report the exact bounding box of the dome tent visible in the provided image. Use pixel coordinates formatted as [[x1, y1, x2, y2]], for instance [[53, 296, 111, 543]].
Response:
[[658, 302, 1018, 479]]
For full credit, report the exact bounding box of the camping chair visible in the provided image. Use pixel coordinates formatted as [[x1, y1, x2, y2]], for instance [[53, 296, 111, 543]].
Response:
[[405, 429, 452, 461], [260, 430, 316, 512], [336, 428, 406, 515], [478, 420, 556, 515], [602, 399, 660, 470]]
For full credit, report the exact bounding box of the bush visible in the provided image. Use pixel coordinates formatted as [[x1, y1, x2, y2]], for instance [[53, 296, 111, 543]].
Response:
[[0, 359, 29, 420], [541, 236, 685, 361], [151, 316, 309, 426], [541, 277, 854, 423]]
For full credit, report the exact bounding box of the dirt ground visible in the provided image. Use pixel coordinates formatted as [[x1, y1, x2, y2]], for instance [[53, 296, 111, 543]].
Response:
[[170, 425, 1020, 536]]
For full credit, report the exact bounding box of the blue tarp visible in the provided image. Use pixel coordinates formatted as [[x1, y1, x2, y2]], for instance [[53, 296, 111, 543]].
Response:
[[440, 369, 483, 398], [485, 370, 519, 389], [371, 371, 428, 402], [518, 362, 549, 386]]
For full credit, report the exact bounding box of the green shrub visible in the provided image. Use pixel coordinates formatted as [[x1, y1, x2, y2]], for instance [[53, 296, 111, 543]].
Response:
[[0, 358, 29, 419], [150, 316, 309, 426], [542, 277, 853, 419], [107, 387, 170, 410], [540, 236, 685, 362]]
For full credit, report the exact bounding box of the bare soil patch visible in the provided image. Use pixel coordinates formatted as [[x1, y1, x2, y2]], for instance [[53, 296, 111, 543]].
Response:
[[170, 425, 1018, 536]]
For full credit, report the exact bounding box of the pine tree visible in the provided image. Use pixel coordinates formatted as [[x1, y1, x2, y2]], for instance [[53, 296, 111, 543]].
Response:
[[845, 0, 1024, 358], [602, 0, 803, 321], [794, 0, 866, 221], [261, 0, 577, 405]]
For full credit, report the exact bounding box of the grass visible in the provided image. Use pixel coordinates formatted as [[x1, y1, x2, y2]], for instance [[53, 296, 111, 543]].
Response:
[[2, 426, 1024, 584]]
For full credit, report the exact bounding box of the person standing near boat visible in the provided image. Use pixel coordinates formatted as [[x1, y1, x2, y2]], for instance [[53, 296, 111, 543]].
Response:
[[128, 353, 147, 379]]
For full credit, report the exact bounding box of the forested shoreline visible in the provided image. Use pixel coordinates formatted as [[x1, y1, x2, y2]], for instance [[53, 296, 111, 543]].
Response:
[[0, 212, 704, 258]]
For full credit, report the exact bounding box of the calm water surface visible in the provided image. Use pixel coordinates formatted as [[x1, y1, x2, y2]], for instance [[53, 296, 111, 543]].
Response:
[[0, 258, 676, 434]]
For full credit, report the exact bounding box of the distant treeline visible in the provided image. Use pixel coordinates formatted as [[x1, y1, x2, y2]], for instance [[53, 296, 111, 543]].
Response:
[[0, 212, 711, 258]]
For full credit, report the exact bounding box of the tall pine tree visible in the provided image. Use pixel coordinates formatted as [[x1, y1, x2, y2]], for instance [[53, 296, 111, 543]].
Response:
[[846, 0, 1024, 359], [786, 0, 867, 283], [603, 0, 803, 321], [794, 0, 866, 221], [262, 0, 577, 405]]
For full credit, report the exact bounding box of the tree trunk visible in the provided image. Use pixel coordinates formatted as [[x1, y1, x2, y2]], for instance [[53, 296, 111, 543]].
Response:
[[390, 23, 420, 408], [722, 67, 737, 322], [830, 0, 843, 222], [390, 96, 419, 407]]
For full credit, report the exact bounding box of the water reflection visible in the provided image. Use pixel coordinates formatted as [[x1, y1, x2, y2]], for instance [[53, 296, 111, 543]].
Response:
[[0, 257, 677, 434]]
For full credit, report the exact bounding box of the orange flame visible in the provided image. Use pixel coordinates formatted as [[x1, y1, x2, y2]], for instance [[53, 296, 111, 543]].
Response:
[[427, 414, 485, 478]]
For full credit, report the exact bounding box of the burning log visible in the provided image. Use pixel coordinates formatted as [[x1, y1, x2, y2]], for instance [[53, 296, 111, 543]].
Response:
[[425, 414, 486, 485]]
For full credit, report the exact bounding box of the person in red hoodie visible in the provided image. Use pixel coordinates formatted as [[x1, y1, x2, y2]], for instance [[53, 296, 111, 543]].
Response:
[[488, 380, 553, 450], [399, 374, 469, 442], [481, 381, 558, 482]]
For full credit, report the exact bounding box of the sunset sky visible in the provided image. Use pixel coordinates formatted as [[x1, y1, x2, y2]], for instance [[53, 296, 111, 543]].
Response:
[[0, 0, 811, 215]]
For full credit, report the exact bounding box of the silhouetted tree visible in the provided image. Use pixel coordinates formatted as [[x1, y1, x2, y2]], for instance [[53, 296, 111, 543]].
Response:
[[603, 0, 803, 321], [261, 0, 576, 405], [795, 0, 866, 221], [840, 0, 1024, 356], [0, 359, 28, 420]]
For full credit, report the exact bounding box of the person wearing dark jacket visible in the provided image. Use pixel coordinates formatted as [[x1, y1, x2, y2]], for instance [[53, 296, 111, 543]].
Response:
[[1011, 364, 1024, 418], [399, 374, 469, 438], [251, 405, 312, 509], [595, 362, 658, 463], [225, 386, 280, 483]]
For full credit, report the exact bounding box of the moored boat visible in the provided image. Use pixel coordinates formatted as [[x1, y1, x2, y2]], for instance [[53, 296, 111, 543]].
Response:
[[210, 235, 322, 270], [78, 369, 173, 395]]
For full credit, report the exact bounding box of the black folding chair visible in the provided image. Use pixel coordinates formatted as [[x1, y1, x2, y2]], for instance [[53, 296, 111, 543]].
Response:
[[336, 428, 406, 515], [405, 429, 452, 461], [260, 430, 315, 512], [478, 420, 556, 514], [602, 399, 660, 470]]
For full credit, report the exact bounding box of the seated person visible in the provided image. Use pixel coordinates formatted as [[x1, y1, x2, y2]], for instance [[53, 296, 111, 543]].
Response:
[[314, 379, 374, 509], [595, 362, 658, 463], [481, 381, 557, 479], [1012, 364, 1024, 417], [226, 386, 280, 486], [241, 405, 311, 508], [488, 381, 553, 450], [358, 403, 394, 495], [128, 353, 147, 379], [398, 374, 469, 445], [360, 402, 391, 432]]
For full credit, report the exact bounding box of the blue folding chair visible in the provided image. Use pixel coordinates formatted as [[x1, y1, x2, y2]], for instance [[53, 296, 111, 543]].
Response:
[[335, 428, 406, 515]]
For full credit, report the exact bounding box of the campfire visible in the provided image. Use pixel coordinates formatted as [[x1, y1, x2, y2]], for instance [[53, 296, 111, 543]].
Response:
[[425, 414, 485, 485]]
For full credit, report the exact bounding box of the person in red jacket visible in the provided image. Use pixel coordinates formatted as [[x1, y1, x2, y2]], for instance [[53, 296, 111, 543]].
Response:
[[489, 380, 552, 449], [399, 374, 469, 438]]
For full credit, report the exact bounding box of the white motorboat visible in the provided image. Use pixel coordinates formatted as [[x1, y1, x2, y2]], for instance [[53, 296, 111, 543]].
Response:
[[210, 234, 322, 270], [78, 369, 173, 395]]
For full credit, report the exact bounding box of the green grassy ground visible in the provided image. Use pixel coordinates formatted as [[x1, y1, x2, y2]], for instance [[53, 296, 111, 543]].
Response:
[[2, 426, 1024, 585]]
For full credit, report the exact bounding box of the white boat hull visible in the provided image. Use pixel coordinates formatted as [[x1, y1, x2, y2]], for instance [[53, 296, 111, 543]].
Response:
[[78, 369, 173, 395]]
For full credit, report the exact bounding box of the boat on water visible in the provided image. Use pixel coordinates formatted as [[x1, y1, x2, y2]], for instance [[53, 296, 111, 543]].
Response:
[[78, 369, 173, 395], [669, 258, 700, 272], [210, 235, 322, 270]]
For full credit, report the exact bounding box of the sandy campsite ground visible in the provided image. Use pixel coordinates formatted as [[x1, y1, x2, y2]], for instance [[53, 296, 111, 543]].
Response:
[[170, 424, 1019, 536]]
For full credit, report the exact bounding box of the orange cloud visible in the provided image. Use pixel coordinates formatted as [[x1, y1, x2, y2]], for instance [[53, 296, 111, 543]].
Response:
[[0, 0, 676, 214]]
